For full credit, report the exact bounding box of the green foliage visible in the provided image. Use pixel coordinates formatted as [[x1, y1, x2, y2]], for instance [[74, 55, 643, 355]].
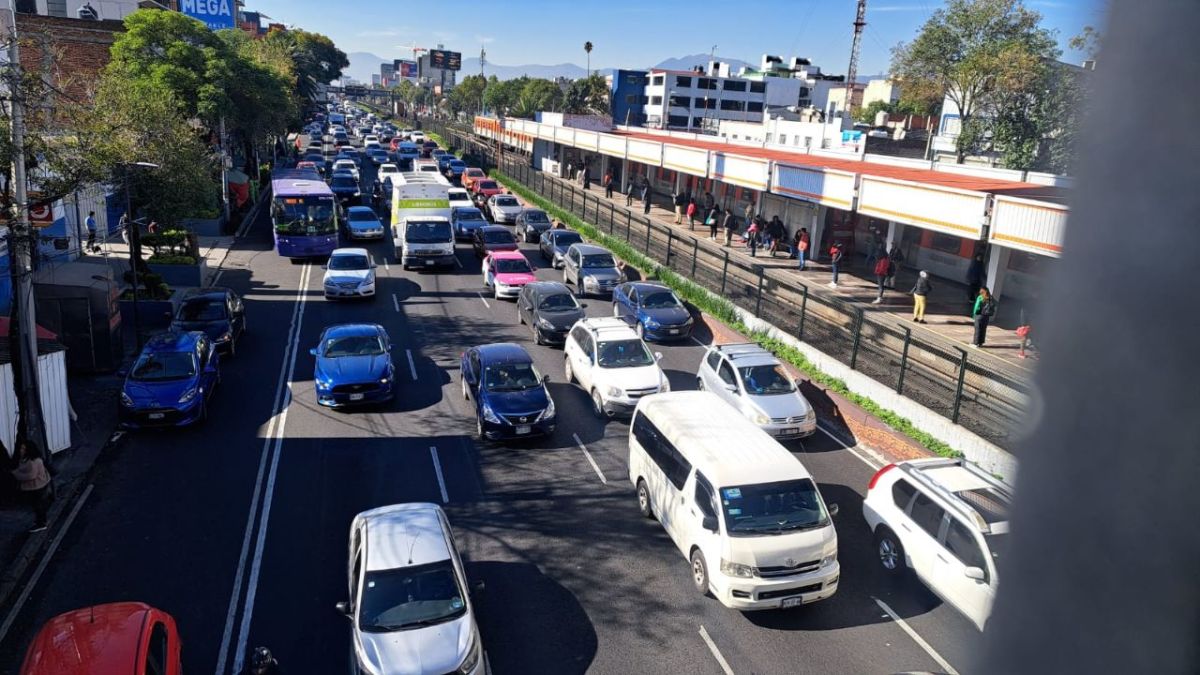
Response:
[[991, 63, 1087, 173], [563, 74, 610, 115], [146, 254, 198, 265], [448, 74, 488, 115]]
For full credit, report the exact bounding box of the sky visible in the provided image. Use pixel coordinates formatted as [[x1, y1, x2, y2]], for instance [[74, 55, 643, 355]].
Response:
[[249, 0, 1108, 75]]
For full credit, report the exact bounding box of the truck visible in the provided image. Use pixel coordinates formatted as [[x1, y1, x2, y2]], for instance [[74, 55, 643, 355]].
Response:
[[391, 172, 457, 269]]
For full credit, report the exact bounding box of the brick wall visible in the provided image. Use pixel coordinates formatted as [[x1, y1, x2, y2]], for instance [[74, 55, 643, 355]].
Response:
[[15, 14, 124, 105]]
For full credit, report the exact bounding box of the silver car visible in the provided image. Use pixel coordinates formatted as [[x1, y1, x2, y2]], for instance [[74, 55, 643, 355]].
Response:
[[696, 343, 817, 439], [486, 195, 524, 224], [562, 243, 621, 298]]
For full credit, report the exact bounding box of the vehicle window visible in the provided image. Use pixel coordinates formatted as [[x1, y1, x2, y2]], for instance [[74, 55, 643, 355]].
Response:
[[558, 233, 582, 247], [892, 478, 917, 510], [348, 210, 376, 221], [478, 181, 498, 190], [705, 350, 722, 371], [944, 518, 988, 577], [717, 360, 737, 386], [484, 362, 542, 391], [720, 478, 829, 535], [738, 365, 796, 395], [358, 560, 467, 632], [626, 287, 638, 305], [331, 177, 357, 188], [569, 325, 588, 346], [468, 351, 481, 378], [640, 291, 680, 309], [324, 335, 385, 357], [909, 493, 946, 538], [539, 293, 579, 311], [329, 254, 370, 270], [596, 339, 654, 368], [694, 474, 718, 519], [406, 221, 452, 242], [582, 253, 616, 268], [178, 298, 226, 322], [579, 333, 595, 360], [631, 413, 692, 490], [144, 621, 169, 675], [525, 211, 550, 224], [494, 258, 531, 274], [131, 351, 196, 381], [483, 230, 516, 244], [494, 197, 519, 207]]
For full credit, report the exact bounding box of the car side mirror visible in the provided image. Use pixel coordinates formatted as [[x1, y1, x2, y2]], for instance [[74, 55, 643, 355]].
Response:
[[701, 515, 718, 532], [309, 348, 318, 356], [579, 303, 588, 309], [827, 503, 839, 518], [335, 601, 352, 617], [654, 352, 663, 361], [542, 374, 551, 383], [471, 580, 486, 595], [724, 383, 738, 393], [964, 566, 986, 581]]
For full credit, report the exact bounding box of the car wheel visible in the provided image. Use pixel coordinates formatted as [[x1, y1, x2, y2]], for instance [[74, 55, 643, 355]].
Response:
[[696, 377, 705, 391], [532, 323, 543, 346], [475, 414, 485, 441], [636, 479, 654, 518], [875, 528, 905, 575], [564, 358, 574, 384], [690, 549, 711, 597], [591, 389, 605, 418], [461, 376, 470, 401], [494, 287, 501, 300], [562, 269, 570, 285]]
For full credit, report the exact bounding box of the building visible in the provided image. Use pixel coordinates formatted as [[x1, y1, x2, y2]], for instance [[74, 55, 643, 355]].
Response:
[[2, 0, 151, 18], [739, 56, 846, 113], [610, 69, 649, 126], [417, 44, 457, 92], [380, 62, 395, 87], [635, 61, 801, 133], [824, 83, 866, 118]]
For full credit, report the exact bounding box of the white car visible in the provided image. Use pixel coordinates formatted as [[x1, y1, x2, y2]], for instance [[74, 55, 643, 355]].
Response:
[[486, 195, 523, 224], [323, 248, 376, 300], [364, 141, 382, 152], [338, 503, 487, 675], [697, 343, 817, 440], [411, 131, 427, 143], [564, 317, 668, 418], [447, 187, 472, 209], [862, 458, 1012, 630], [377, 163, 401, 185], [332, 159, 359, 183]]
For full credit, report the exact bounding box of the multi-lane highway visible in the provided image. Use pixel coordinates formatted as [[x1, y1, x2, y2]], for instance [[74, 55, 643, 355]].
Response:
[[0, 134, 984, 675]]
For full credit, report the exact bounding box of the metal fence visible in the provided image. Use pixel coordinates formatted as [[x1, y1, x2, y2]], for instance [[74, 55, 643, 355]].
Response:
[[426, 119, 1030, 449]]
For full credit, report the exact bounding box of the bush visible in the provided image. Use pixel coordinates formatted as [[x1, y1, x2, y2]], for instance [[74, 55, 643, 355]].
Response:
[[147, 254, 198, 265]]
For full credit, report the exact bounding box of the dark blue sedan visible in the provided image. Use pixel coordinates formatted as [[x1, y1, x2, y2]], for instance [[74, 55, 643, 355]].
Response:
[[612, 282, 695, 341], [460, 343, 555, 441], [169, 287, 245, 356], [119, 331, 220, 428], [311, 323, 395, 408]]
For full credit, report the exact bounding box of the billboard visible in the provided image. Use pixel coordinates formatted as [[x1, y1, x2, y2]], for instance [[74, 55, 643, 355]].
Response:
[[179, 0, 236, 31], [395, 60, 418, 78], [429, 50, 462, 71]]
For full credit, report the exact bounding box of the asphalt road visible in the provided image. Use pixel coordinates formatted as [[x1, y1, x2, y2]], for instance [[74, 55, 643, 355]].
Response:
[[0, 130, 984, 675]]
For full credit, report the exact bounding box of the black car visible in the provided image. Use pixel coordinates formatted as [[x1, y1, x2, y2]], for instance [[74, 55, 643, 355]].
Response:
[[516, 208, 553, 243], [169, 287, 246, 356], [539, 229, 584, 269], [516, 281, 587, 346], [472, 225, 520, 258], [329, 173, 361, 204]]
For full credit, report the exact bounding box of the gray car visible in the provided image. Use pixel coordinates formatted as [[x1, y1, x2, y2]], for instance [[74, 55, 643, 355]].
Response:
[[696, 342, 817, 439], [562, 243, 622, 298], [516, 208, 553, 242]]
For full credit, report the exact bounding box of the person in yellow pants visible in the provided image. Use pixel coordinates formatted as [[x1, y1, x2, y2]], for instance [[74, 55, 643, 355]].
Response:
[[910, 270, 931, 323]]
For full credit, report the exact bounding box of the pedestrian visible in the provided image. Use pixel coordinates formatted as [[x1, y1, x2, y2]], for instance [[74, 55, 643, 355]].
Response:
[[971, 286, 996, 347], [241, 646, 283, 675], [702, 191, 714, 215], [582, 166, 591, 190], [708, 205, 722, 241], [746, 218, 759, 257], [829, 243, 844, 287], [603, 170, 614, 198], [625, 177, 636, 206], [795, 229, 809, 270], [743, 201, 754, 229], [672, 191, 686, 224], [910, 270, 932, 322], [565, 161, 572, 182], [10, 439, 52, 533], [553, 220, 566, 230], [865, 233, 882, 269], [147, 220, 159, 235], [686, 198, 698, 230], [85, 210, 98, 253], [767, 217, 786, 257], [723, 208, 738, 245], [966, 253, 985, 305], [872, 254, 890, 303], [641, 183, 651, 215], [886, 244, 904, 288], [119, 211, 130, 245], [1017, 305, 1035, 358]]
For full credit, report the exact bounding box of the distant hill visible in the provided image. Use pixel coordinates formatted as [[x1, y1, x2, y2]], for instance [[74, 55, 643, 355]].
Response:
[[463, 58, 614, 81], [344, 51, 387, 84], [653, 53, 754, 73]]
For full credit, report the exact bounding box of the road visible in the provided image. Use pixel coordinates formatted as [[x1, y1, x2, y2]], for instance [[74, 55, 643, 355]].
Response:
[[0, 128, 983, 675]]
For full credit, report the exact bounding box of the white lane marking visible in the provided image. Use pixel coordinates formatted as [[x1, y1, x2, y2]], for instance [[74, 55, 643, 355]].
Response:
[[455, 255, 463, 269], [430, 446, 450, 503], [689, 335, 707, 348], [816, 423, 886, 470], [874, 598, 960, 675], [406, 349, 418, 380], [477, 291, 490, 308], [383, 259, 390, 271], [573, 433, 607, 484], [698, 625, 735, 675], [393, 293, 401, 313], [0, 483, 94, 644]]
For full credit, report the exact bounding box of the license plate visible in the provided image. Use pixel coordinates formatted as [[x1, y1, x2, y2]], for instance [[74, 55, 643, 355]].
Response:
[[669, 329, 680, 335], [781, 597, 803, 608], [349, 393, 365, 401], [424, 259, 435, 266], [515, 425, 531, 435], [778, 428, 801, 437], [148, 412, 165, 420]]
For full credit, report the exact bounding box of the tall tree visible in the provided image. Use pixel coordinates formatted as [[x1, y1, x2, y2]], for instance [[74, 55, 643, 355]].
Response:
[[584, 41, 593, 75], [563, 74, 610, 116], [990, 61, 1088, 173], [890, 0, 1058, 162], [521, 78, 564, 115]]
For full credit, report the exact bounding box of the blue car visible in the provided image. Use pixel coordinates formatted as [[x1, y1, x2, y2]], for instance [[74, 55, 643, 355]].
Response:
[[343, 205, 385, 240], [460, 343, 555, 441], [451, 206, 488, 241], [329, 172, 361, 203], [435, 152, 456, 173], [446, 159, 466, 181], [396, 142, 419, 168], [119, 331, 220, 428], [612, 282, 695, 341], [310, 323, 395, 408]]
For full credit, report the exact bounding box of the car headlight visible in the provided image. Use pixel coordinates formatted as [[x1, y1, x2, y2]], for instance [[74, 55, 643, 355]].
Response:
[[820, 553, 837, 568], [542, 397, 556, 419], [359, 279, 374, 288], [536, 318, 554, 330], [605, 386, 623, 398], [481, 404, 501, 424], [643, 317, 661, 328], [457, 630, 482, 674], [805, 409, 817, 422], [582, 275, 597, 287], [495, 280, 509, 289], [120, 391, 134, 407], [753, 411, 771, 425], [720, 558, 755, 578], [660, 376, 671, 392], [178, 388, 198, 404], [379, 377, 389, 384]]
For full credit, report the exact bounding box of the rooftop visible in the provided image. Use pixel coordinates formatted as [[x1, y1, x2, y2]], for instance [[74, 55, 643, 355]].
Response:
[[358, 504, 451, 570]]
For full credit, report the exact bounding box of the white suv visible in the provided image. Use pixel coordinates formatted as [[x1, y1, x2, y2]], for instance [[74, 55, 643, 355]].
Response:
[[697, 343, 817, 440], [861, 458, 1012, 630], [563, 317, 669, 417]]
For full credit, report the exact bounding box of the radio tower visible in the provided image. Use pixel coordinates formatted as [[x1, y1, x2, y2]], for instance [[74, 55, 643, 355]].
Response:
[[843, 0, 868, 121]]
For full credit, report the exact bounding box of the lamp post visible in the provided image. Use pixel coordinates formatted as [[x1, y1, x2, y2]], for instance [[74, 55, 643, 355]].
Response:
[[122, 161, 159, 351]]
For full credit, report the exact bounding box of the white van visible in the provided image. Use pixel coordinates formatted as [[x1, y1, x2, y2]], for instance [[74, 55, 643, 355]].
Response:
[[629, 391, 840, 610], [390, 171, 456, 268]]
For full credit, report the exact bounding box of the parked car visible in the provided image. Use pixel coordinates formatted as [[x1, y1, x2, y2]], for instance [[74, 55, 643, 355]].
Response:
[[460, 167, 487, 191], [451, 206, 489, 241], [563, 317, 667, 418], [367, 147, 390, 165], [344, 205, 386, 240], [611, 282, 694, 341], [310, 323, 395, 407], [296, 160, 322, 176], [482, 250, 537, 300], [169, 287, 246, 356], [338, 504, 486, 675], [516, 281, 586, 346], [119, 331, 220, 428], [377, 163, 401, 186], [516, 208, 552, 242], [472, 225, 519, 258], [460, 343, 555, 440], [323, 247, 377, 299], [19, 603, 183, 675], [696, 343, 817, 439], [447, 187, 473, 210], [862, 458, 1011, 630], [562, 243, 621, 297], [485, 195, 523, 224], [539, 229, 583, 268]]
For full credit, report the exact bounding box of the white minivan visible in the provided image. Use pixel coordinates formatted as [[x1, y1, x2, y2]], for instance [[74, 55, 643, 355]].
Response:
[[629, 391, 841, 610]]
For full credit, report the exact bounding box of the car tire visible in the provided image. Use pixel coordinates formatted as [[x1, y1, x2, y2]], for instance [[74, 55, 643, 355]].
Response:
[[636, 479, 654, 519], [696, 377, 705, 391], [591, 389, 605, 418], [562, 269, 570, 285], [532, 323, 543, 346], [461, 376, 470, 401], [875, 528, 905, 576], [690, 548, 711, 597], [475, 414, 485, 441]]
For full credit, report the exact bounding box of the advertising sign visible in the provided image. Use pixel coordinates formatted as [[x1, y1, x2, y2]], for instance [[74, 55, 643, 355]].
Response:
[[395, 60, 419, 78], [179, 0, 236, 31], [429, 50, 462, 71]]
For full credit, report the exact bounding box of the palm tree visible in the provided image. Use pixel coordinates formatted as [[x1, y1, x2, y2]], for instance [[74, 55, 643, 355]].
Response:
[[584, 41, 593, 75]]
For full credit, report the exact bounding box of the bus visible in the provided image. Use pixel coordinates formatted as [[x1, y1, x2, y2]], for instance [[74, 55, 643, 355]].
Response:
[[271, 168, 339, 258]]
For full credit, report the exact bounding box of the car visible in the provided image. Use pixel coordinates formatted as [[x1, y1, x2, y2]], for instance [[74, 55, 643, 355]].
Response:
[[170, 287, 246, 356], [332, 159, 360, 182], [344, 205, 385, 240], [516, 208, 552, 242], [472, 179, 504, 200], [323, 247, 377, 299], [420, 140, 437, 158], [452, 206, 489, 241], [19, 602, 183, 675], [338, 503, 486, 675], [306, 139, 324, 153], [411, 130, 427, 143], [460, 343, 555, 440], [539, 229, 583, 269], [310, 323, 395, 407], [377, 163, 401, 185], [447, 187, 473, 210], [301, 152, 325, 165], [329, 173, 361, 203], [562, 243, 621, 297], [472, 225, 519, 258], [482, 250, 537, 300], [563, 317, 668, 418], [696, 343, 817, 439], [862, 458, 1011, 630], [296, 160, 322, 176], [435, 152, 455, 172], [460, 167, 486, 191], [485, 194, 523, 224], [119, 331, 220, 428], [516, 281, 586, 346], [611, 282, 694, 341], [364, 134, 380, 145], [367, 148, 389, 165], [446, 159, 467, 181], [333, 133, 350, 147], [395, 141, 420, 168]]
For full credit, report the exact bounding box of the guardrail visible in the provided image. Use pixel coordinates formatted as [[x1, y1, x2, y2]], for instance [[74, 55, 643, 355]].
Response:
[[425, 118, 1031, 450]]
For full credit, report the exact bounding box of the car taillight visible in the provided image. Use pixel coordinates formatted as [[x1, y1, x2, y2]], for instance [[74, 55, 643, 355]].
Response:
[[867, 463, 896, 491]]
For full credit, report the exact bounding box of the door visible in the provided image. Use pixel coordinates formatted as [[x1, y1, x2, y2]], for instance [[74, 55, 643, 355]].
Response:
[[622, 286, 639, 322], [573, 332, 596, 392], [932, 517, 995, 628], [904, 492, 947, 581], [683, 471, 722, 564], [716, 358, 740, 409], [485, 260, 495, 287], [699, 350, 723, 391]]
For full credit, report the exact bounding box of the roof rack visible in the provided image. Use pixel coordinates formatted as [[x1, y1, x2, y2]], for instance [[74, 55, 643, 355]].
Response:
[[898, 458, 1013, 533], [715, 342, 774, 359]]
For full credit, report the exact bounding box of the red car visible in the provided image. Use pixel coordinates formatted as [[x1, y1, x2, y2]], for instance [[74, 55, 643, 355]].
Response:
[[20, 602, 183, 675], [472, 179, 504, 199], [460, 167, 487, 191]]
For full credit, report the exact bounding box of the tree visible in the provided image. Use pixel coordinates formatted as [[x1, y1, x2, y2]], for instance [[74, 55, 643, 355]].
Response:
[[448, 74, 487, 115], [288, 29, 350, 86], [855, 100, 893, 125], [990, 62, 1087, 173], [520, 78, 564, 115], [890, 0, 1058, 162], [483, 76, 526, 114], [1069, 25, 1101, 61], [563, 74, 610, 116], [584, 41, 593, 75]]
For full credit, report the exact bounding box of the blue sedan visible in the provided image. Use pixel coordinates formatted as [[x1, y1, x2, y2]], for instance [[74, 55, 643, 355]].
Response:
[[311, 323, 395, 408], [612, 282, 695, 341], [460, 343, 555, 441], [119, 331, 220, 428]]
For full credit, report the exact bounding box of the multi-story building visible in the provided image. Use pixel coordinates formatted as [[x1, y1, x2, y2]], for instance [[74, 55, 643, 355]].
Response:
[[380, 62, 396, 87], [636, 60, 801, 132], [417, 44, 457, 92]]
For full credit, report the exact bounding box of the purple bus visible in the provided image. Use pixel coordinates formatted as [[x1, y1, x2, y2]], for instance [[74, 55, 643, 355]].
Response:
[[271, 168, 339, 258]]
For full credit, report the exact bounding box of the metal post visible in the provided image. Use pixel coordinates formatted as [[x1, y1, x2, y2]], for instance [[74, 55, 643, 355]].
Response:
[[644, 219, 652, 256], [952, 349, 969, 423], [125, 170, 143, 350], [797, 286, 809, 339], [666, 229, 674, 268], [754, 267, 765, 316], [608, 202, 615, 233], [897, 327, 912, 395], [625, 210, 632, 241], [849, 309, 864, 370], [720, 250, 730, 296], [219, 116, 231, 225], [691, 240, 698, 277]]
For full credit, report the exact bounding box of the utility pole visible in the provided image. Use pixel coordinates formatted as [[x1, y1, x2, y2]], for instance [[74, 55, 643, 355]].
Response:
[[843, 0, 868, 123], [703, 45, 718, 135], [480, 46, 487, 115], [219, 116, 231, 225]]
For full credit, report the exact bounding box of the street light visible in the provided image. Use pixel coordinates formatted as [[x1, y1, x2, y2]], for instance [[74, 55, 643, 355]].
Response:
[[122, 161, 159, 350]]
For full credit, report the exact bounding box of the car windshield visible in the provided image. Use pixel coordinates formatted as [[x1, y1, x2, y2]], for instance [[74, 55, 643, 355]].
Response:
[[539, 293, 579, 311], [739, 365, 797, 395], [348, 210, 377, 222], [331, 177, 357, 188], [324, 335, 385, 357], [458, 212, 486, 223], [466, 169, 484, 177], [130, 350, 196, 382], [358, 560, 466, 632], [483, 230, 515, 244], [407, 221, 452, 243], [274, 196, 336, 235], [329, 254, 370, 270], [484, 362, 542, 391], [478, 181, 498, 190], [596, 339, 654, 368], [177, 298, 226, 322], [720, 479, 828, 535], [640, 291, 680, 309], [494, 258, 531, 274], [525, 211, 550, 224], [450, 161, 465, 168], [582, 253, 616, 269], [494, 197, 519, 207], [554, 233, 582, 247]]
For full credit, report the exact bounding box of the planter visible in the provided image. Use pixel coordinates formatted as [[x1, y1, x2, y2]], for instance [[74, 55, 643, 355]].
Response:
[[179, 216, 223, 237], [148, 258, 207, 288]]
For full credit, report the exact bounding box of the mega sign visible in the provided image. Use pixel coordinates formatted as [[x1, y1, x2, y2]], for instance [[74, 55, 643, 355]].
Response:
[[429, 50, 462, 71], [395, 60, 418, 78], [180, 0, 236, 31]]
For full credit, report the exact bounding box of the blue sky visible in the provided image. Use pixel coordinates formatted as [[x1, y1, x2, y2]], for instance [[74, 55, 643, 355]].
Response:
[[249, 0, 1107, 74]]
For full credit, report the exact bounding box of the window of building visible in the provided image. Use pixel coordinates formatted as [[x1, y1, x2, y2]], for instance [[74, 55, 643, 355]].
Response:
[[799, 86, 809, 97], [749, 81, 766, 93], [693, 97, 716, 109], [641, 95, 649, 105], [720, 100, 744, 111], [930, 232, 962, 254], [698, 78, 717, 90], [46, 0, 68, 17], [625, 94, 639, 104], [747, 101, 764, 113], [779, 135, 788, 145], [668, 115, 689, 128], [669, 95, 689, 108], [693, 116, 707, 128], [765, 133, 773, 143], [723, 80, 747, 92], [650, 95, 663, 105], [675, 76, 692, 88], [652, 75, 664, 86]]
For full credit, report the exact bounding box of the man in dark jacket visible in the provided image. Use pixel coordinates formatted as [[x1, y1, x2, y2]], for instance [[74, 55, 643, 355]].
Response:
[[886, 243, 904, 287], [910, 270, 932, 322], [767, 217, 786, 257], [722, 209, 737, 246], [966, 253, 985, 305], [641, 183, 652, 214], [673, 191, 687, 224]]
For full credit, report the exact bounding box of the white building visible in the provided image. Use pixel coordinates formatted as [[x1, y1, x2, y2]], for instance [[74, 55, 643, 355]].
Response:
[[639, 61, 801, 132], [0, 0, 143, 20]]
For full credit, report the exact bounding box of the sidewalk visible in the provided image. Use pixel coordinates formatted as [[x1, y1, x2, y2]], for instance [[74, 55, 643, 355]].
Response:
[[83, 231, 236, 288]]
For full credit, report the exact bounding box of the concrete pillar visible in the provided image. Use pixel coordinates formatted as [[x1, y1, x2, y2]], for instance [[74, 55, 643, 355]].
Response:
[[810, 205, 827, 257], [601, 155, 611, 184], [620, 158, 630, 194], [985, 245, 1012, 300], [885, 221, 905, 250], [673, 172, 684, 197]]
